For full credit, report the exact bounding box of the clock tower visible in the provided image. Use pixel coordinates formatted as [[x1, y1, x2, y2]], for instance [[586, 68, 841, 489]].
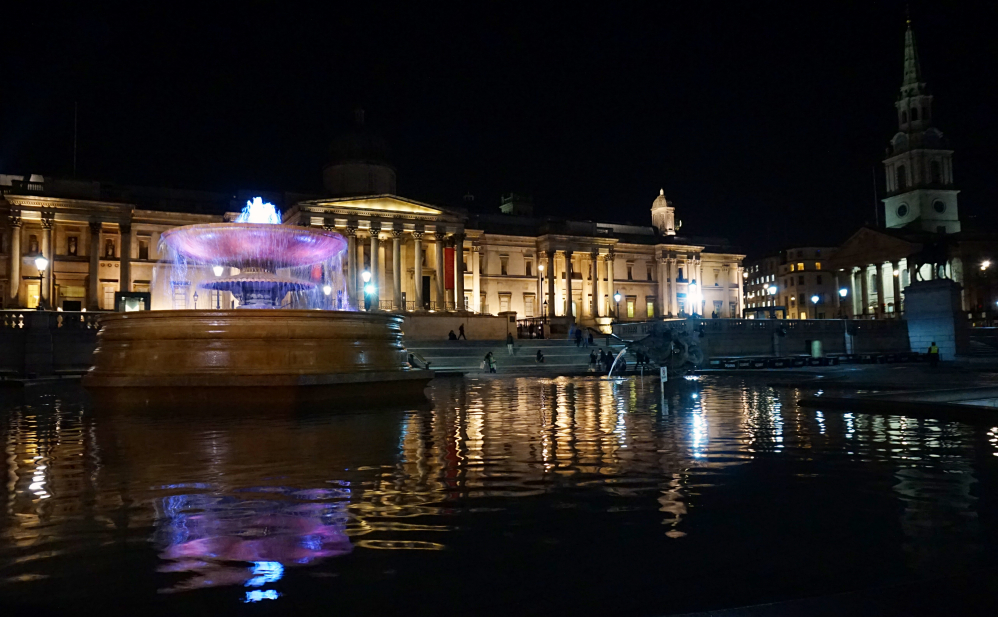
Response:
[[882, 18, 960, 233]]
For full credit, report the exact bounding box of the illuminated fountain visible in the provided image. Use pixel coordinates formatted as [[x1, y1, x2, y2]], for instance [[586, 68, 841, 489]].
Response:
[[84, 198, 432, 403]]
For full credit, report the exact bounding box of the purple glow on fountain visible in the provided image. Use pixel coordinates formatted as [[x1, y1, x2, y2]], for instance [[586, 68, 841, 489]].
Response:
[[159, 198, 350, 309]]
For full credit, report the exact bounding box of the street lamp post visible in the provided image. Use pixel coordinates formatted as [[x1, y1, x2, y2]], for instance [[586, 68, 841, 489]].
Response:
[[361, 270, 375, 310], [613, 291, 622, 322], [34, 256, 49, 310], [838, 287, 848, 318]]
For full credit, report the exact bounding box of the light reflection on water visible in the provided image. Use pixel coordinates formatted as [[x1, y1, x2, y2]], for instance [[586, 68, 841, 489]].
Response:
[[1, 376, 997, 614]]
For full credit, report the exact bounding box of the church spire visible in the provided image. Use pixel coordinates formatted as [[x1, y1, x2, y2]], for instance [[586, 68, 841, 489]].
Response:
[[901, 16, 926, 97]]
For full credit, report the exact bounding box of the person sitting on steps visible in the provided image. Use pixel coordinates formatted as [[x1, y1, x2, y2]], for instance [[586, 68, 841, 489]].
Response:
[[536, 350, 545, 363], [448, 330, 457, 340]]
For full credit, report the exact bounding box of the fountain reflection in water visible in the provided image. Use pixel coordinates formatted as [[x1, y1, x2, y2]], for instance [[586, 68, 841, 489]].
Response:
[[157, 197, 351, 310]]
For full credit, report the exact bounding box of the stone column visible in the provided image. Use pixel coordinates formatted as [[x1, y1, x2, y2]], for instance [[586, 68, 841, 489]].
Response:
[[369, 223, 381, 310], [391, 229, 403, 311], [891, 260, 902, 315], [860, 265, 870, 316], [433, 232, 446, 310], [120, 219, 132, 294], [40, 214, 54, 309], [345, 226, 357, 309], [412, 231, 424, 311], [547, 251, 556, 317], [88, 220, 101, 310], [736, 265, 745, 317], [591, 248, 600, 318], [564, 250, 574, 323], [875, 262, 887, 317], [472, 246, 481, 312], [833, 271, 842, 315], [7, 212, 21, 306], [606, 247, 615, 317], [655, 257, 669, 317], [669, 258, 678, 316], [453, 232, 466, 311]]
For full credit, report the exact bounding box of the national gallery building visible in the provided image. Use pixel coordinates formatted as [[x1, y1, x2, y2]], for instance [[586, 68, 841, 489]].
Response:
[[0, 116, 744, 327]]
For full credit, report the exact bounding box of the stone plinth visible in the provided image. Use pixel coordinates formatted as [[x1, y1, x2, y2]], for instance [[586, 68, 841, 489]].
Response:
[[903, 279, 968, 360], [83, 310, 432, 401]]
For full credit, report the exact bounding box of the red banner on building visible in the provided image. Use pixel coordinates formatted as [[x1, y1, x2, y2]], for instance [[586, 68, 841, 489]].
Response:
[[444, 247, 455, 290]]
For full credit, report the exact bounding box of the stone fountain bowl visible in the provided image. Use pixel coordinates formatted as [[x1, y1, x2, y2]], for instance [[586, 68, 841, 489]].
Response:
[[161, 223, 348, 268], [83, 310, 433, 403], [198, 272, 316, 293]]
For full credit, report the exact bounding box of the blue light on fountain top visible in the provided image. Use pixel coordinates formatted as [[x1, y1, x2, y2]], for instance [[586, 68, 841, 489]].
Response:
[[235, 197, 281, 224]]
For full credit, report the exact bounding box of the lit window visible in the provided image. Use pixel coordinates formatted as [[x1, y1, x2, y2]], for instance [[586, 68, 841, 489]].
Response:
[[790, 264, 795, 272], [815, 262, 821, 270], [647, 301, 655, 318], [626, 299, 635, 318], [797, 262, 804, 271]]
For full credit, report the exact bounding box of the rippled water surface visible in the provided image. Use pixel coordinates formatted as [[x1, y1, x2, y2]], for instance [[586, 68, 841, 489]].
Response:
[[3, 376, 998, 615]]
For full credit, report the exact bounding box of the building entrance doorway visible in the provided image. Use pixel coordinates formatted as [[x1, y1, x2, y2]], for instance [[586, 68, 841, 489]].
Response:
[[421, 276, 431, 310]]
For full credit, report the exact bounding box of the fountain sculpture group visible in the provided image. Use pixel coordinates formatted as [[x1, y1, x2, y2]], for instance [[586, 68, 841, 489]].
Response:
[[83, 199, 432, 403]]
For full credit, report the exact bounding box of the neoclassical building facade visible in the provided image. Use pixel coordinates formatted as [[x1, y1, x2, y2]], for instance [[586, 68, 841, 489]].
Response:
[[1, 114, 744, 323]]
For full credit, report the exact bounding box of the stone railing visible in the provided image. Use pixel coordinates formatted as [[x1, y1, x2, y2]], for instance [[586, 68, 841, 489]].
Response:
[[0, 310, 110, 378], [611, 317, 910, 357]]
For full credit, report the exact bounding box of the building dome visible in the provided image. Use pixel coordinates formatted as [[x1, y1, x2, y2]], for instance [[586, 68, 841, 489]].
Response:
[[651, 188, 677, 235], [322, 109, 397, 197]]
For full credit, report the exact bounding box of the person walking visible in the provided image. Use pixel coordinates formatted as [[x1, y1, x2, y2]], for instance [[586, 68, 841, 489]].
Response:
[[458, 324, 467, 340], [484, 351, 497, 373], [928, 341, 940, 368], [598, 349, 607, 373], [574, 327, 583, 347], [588, 350, 597, 372], [506, 332, 515, 355], [536, 350, 545, 363], [586, 331, 593, 348]]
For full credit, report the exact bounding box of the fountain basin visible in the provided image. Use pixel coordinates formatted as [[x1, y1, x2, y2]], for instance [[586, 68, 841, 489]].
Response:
[[83, 310, 432, 401]]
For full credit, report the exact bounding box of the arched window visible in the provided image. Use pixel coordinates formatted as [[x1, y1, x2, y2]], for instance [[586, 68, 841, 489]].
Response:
[[931, 160, 942, 184], [910, 107, 919, 121], [901, 110, 908, 124], [896, 165, 907, 191]]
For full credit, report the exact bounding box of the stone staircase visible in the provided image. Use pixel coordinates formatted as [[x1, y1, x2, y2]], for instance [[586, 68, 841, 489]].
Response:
[[405, 338, 627, 374]]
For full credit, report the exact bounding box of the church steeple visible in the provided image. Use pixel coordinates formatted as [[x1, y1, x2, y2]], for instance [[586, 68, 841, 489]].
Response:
[[881, 14, 960, 234], [901, 15, 925, 96]]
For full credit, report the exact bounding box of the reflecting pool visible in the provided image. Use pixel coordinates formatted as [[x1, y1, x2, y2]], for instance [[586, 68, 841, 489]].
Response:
[[2, 376, 998, 615]]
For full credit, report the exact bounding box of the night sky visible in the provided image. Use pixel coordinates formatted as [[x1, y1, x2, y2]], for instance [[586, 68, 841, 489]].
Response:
[[3, 2, 996, 256]]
